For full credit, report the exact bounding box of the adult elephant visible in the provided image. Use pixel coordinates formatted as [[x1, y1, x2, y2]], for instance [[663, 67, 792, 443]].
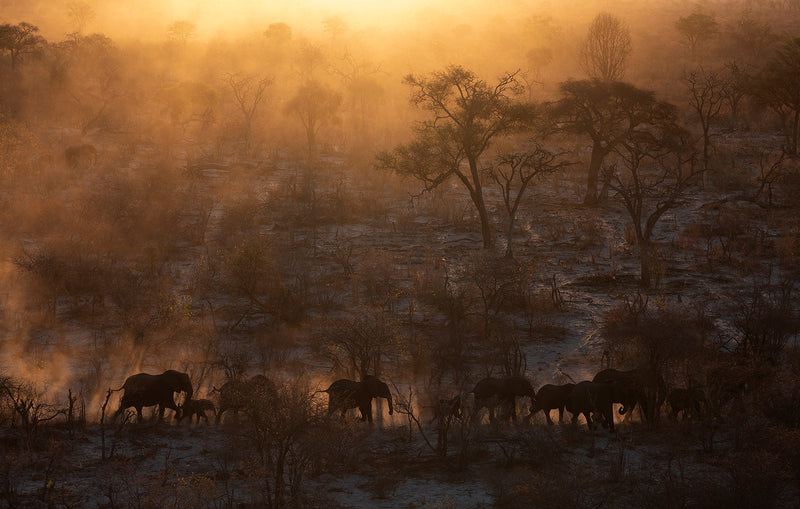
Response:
[[528, 383, 575, 425], [667, 387, 707, 421], [593, 368, 666, 424], [115, 370, 193, 423], [472, 375, 536, 423], [214, 374, 276, 424], [565, 381, 617, 432], [324, 375, 393, 423]]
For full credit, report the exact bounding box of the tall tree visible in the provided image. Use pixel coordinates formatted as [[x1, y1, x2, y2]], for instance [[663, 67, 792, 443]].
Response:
[[675, 8, 719, 60], [0, 22, 46, 69], [377, 66, 531, 249], [67, 1, 95, 34], [555, 79, 677, 205], [683, 67, 727, 182], [751, 38, 800, 155], [604, 120, 699, 288], [579, 12, 632, 82], [284, 80, 341, 159], [226, 73, 271, 154]]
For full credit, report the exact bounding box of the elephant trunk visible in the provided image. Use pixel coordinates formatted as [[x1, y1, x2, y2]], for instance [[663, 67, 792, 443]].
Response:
[[386, 395, 393, 415]]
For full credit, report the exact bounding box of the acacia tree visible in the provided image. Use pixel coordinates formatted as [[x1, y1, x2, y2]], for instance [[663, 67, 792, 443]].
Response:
[[675, 9, 719, 59], [579, 12, 632, 81], [489, 142, 569, 257], [555, 79, 678, 205], [603, 117, 700, 287], [751, 38, 800, 155], [377, 66, 531, 249], [0, 22, 46, 69]]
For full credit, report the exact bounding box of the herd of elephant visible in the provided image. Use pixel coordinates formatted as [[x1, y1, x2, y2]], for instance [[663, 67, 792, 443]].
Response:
[[112, 368, 707, 430]]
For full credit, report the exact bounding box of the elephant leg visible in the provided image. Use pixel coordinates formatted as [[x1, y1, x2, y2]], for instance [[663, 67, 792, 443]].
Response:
[[545, 409, 555, 425], [136, 407, 144, 423], [557, 407, 565, 424], [583, 412, 594, 429]]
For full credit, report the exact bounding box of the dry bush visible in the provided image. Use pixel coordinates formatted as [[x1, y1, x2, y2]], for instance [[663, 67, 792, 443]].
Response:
[[726, 277, 798, 365], [602, 294, 709, 374], [493, 464, 594, 509], [312, 307, 398, 379], [358, 248, 399, 303]]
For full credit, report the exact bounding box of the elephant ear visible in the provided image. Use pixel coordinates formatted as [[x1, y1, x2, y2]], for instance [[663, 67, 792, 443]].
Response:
[[362, 375, 387, 397]]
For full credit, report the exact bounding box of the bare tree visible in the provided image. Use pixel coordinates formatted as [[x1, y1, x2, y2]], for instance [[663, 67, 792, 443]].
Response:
[[604, 119, 700, 288], [67, 1, 95, 33], [489, 142, 570, 258], [579, 12, 632, 81], [377, 66, 533, 248], [226, 73, 271, 154], [683, 66, 727, 182]]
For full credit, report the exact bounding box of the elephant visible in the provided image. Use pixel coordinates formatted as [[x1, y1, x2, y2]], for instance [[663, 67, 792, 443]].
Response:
[[214, 374, 275, 424], [64, 144, 97, 170], [592, 368, 666, 423], [527, 383, 575, 425], [115, 370, 193, 423], [667, 387, 706, 421], [565, 381, 617, 432], [472, 375, 536, 423], [323, 375, 393, 423], [178, 398, 217, 424]]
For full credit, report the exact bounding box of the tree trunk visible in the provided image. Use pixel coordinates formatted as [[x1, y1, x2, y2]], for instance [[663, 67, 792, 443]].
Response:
[[584, 143, 606, 205], [505, 217, 515, 258], [639, 241, 652, 288]]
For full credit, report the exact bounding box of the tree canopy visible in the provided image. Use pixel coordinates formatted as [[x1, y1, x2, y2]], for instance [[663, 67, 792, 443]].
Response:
[[377, 65, 534, 248]]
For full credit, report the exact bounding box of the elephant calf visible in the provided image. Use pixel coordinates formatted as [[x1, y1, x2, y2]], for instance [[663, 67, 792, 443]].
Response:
[[179, 398, 217, 424], [528, 383, 575, 425], [667, 388, 706, 421]]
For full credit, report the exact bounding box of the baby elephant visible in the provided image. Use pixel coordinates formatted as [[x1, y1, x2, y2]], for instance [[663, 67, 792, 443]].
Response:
[[179, 398, 217, 424], [527, 383, 575, 425], [667, 388, 706, 421]]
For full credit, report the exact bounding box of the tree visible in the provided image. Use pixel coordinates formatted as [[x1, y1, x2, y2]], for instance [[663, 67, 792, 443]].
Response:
[[555, 79, 678, 205], [683, 67, 727, 181], [726, 10, 777, 65], [579, 12, 632, 81], [675, 9, 719, 59], [603, 113, 700, 288], [0, 22, 46, 69], [489, 142, 569, 257], [67, 1, 95, 34], [377, 66, 531, 249], [751, 38, 800, 155], [284, 80, 341, 159], [167, 20, 196, 47], [226, 73, 271, 154]]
